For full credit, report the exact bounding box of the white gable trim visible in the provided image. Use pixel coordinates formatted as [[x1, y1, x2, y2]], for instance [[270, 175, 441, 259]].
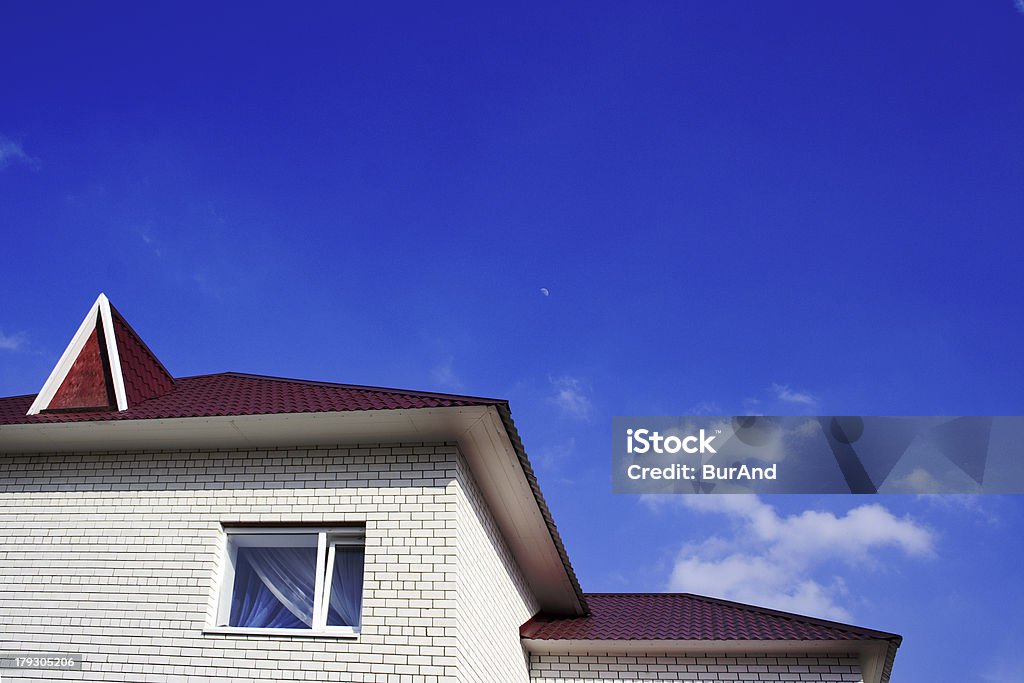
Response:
[[98, 294, 128, 411], [26, 293, 128, 415]]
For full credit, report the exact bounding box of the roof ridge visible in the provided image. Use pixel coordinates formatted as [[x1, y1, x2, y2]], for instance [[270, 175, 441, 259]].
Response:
[[583, 592, 900, 641], [1, 393, 38, 400]]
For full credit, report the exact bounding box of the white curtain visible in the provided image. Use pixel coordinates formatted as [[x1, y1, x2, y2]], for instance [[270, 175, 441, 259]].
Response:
[[327, 547, 364, 627], [230, 546, 317, 628]]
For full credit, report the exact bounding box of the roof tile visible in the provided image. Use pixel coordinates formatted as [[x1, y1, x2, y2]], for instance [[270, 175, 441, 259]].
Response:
[[109, 305, 175, 405], [0, 372, 498, 425], [521, 593, 901, 643]]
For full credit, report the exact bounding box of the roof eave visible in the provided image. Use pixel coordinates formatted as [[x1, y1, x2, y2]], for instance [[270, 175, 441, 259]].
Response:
[[492, 404, 588, 615], [0, 403, 588, 616], [520, 637, 897, 654]]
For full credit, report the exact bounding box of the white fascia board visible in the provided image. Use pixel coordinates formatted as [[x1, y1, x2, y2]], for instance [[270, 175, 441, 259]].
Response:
[[521, 637, 881, 657], [97, 294, 128, 411], [461, 405, 585, 615], [859, 640, 892, 683], [1, 406, 486, 453]]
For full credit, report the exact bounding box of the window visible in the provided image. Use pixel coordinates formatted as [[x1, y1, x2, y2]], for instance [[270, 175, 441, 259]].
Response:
[[212, 527, 364, 636]]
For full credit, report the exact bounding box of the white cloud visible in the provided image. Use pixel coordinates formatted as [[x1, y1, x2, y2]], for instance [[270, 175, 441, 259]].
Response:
[[735, 384, 818, 415], [0, 136, 40, 170], [772, 383, 817, 407], [0, 331, 27, 351], [651, 495, 934, 621], [668, 549, 851, 620], [914, 493, 1000, 527], [549, 376, 592, 420], [687, 400, 722, 415], [431, 358, 465, 391], [890, 467, 949, 494], [137, 224, 164, 257]]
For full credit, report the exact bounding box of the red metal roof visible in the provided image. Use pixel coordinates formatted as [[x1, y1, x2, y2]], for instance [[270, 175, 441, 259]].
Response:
[[520, 593, 902, 643], [109, 304, 175, 405], [0, 372, 501, 425]]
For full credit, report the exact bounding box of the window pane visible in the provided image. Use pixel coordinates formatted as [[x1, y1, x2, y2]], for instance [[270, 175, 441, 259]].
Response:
[[326, 546, 364, 627], [228, 539, 317, 629]]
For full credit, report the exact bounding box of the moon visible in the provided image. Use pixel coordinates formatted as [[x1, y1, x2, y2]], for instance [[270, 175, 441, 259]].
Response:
[[540, 288, 550, 297]]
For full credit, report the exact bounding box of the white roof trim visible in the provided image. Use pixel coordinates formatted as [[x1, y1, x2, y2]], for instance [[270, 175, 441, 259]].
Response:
[[98, 294, 128, 411], [522, 637, 875, 654], [26, 293, 127, 415]]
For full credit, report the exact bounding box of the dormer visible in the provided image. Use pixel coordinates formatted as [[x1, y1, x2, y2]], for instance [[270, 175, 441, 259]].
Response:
[[27, 293, 174, 415]]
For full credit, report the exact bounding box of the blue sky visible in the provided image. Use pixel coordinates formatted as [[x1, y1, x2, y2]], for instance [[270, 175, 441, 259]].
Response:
[[2, 2, 1023, 680]]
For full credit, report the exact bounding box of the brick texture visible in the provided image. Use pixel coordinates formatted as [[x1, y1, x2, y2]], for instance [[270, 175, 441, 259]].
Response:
[[0, 443, 462, 682], [455, 454, 538, 682], [528, 653, 863, 682], [0, 447, 867, 683]]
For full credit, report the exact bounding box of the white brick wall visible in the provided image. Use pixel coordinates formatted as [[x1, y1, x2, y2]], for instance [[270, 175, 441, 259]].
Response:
[[454, 452, 538, 683], [528, 653, 863, 682], [0, 444, 462, 683], [0, 445, 865, 683]]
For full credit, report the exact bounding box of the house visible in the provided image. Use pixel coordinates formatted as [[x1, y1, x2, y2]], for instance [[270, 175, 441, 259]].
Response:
[[0, 294, 901, 682]]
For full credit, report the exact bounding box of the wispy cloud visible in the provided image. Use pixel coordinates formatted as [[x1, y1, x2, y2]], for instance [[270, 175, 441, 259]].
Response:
[[0, 135, 40, 171], [980, 636, 1024, 682], [0, 330, 28, 352], [737, 384, 820, 415], [915, 493, 1000, 527], [889, 467, 973, 495], [431, 357, 465, 391], [772, 383, 817, 407], [549, 375, 592, 420], [535, 436, 576, 471], [137, 224, 163, 258], [647, 495, 934, 621], [687, 400, 722, 415]]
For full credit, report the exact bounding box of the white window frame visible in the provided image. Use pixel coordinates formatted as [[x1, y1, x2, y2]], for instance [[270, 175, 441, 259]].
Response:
[[207, 526, 365, 638]]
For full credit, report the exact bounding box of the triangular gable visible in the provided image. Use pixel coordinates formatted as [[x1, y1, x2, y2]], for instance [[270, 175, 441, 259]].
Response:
[[26, 294, 173, 415], [47, 321, 117, 410]]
